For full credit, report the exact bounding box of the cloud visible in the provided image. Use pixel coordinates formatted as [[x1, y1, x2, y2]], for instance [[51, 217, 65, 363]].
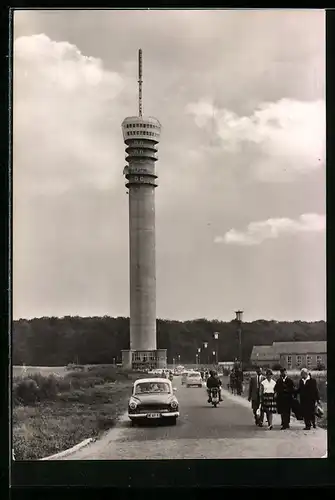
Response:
[[14, 34, 127, 196], [216, 213, 326, 246], [186, 98, 325, 182]]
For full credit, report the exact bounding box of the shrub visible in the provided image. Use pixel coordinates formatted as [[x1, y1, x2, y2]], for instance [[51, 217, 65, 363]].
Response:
[[12, 374, 72, 406], [13, 378, 39, 405]]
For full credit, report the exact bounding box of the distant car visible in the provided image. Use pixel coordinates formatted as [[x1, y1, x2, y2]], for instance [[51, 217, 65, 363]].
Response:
[[128, 377, 179, 426], [186, 371, 203, 388], [181, 371, 190, 385], [147, 368, 163, 376], [173, 365, 184, 375]]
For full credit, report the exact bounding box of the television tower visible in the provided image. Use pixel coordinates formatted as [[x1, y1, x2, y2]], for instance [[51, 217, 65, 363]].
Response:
[[121, 50, 167, 370]]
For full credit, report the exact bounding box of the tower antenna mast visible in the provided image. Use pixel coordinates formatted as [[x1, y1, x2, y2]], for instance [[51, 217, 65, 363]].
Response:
[[138, 48, 143, 117]]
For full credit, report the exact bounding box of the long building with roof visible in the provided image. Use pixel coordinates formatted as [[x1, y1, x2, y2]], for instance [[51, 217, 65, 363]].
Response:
[[250, 341, 327, 370]]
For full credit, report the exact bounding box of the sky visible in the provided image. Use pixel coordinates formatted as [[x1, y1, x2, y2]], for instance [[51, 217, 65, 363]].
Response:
[[13, 9, 326, 322]]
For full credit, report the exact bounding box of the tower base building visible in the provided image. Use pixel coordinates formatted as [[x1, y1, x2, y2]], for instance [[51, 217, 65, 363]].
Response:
[[121, 349, 167, 371]]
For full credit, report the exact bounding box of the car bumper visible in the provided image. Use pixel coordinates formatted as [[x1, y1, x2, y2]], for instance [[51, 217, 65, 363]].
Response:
[[129, 411, 179, 419]]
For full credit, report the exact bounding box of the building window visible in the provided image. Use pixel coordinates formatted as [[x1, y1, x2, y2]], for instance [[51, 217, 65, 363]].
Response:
[[317, 355, 322, 363], [296, 355, 302, 367], [307, 355, 312, 367], [287, 355, 292, 368]]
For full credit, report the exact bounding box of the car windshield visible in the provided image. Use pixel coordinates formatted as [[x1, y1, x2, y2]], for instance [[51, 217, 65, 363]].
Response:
[[189, 373, 200, 377], [135, 382, 171, 394]]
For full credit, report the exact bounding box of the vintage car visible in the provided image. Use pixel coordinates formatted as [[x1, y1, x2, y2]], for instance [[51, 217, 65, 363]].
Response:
[[185, 371, 203, 388], [181, 371, 190, 385], [128, 378, 179, 426]]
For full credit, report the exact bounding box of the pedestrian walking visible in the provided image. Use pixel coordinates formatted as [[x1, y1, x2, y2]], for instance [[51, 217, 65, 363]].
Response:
[[260, 369, 276, 430], [229, 370, 235, 394], [296, 368, 321, 430], [248, 366, 265, 426], [274, 367, 295, 429]]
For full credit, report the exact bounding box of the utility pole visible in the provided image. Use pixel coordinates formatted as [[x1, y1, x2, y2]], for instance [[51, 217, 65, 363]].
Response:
[[235, 310, 243, 371]]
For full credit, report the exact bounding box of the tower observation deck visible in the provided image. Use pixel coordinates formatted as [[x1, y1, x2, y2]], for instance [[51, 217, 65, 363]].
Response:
[[120, 50, 166, 370]]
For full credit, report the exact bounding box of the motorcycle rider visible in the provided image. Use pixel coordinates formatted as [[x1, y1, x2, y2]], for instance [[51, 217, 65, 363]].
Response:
[[206, 370, 223, 403]]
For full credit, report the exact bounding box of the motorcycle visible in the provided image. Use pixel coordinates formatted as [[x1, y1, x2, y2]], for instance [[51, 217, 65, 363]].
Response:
[[209, 387, 220, 408]]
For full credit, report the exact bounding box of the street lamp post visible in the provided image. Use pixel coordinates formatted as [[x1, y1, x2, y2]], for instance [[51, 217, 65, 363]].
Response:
[[203, 342, 208, 366], [235, 310, 244, 371], [177, 354, 181, 364], [214, 332, 219, 366], [196, 353, 199, 366], [197, 347, 201, 365], [212, 351, 216, 365], [173, 358, 176, 370]]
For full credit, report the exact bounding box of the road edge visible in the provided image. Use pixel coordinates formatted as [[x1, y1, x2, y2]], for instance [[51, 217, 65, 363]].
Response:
[[40, 438, 93, 460], [46, 412, 131, 460]]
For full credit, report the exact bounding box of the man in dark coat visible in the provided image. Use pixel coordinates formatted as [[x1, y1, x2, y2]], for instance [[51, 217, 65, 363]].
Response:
[[274, 367, 295, 429], [248, 366, 266, 426], [206, 370, 222, 402], [296, 368, 321, 430]]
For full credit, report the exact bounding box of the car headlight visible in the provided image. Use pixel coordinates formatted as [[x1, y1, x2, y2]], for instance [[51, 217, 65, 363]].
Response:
[[170, 400, 178, 409], [129, 400, 137, 410]]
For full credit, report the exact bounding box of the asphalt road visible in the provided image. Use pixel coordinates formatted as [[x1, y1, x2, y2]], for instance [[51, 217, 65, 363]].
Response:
[[61, 377, 327, 460]]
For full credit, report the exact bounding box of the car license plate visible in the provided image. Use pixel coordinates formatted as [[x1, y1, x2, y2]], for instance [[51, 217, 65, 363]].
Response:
[[147, 413, 160, 418]]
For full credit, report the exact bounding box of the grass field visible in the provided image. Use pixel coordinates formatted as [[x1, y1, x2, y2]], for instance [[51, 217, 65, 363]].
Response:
[[12, 366, 69, 378], [12, 365, 146, 460]]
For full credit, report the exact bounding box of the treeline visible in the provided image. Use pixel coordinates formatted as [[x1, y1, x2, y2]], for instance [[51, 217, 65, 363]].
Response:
[[12, 316, 326, 367]]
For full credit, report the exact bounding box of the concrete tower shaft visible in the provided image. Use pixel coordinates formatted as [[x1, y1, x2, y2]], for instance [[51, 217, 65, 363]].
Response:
[[121, 116, 162, 352]]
